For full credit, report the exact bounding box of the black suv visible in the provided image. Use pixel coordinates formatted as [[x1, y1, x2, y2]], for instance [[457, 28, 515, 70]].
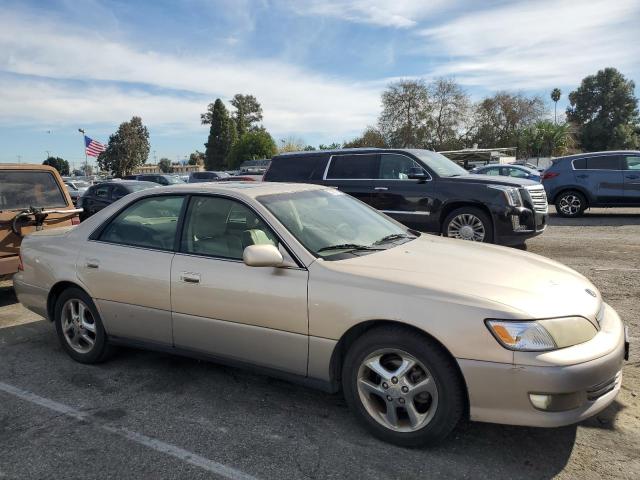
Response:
[[264, 148, 548, 245]]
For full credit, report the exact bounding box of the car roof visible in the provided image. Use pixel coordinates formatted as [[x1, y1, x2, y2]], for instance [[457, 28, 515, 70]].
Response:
[[555, 150, 640, 160], [129, 181, 328, 199]]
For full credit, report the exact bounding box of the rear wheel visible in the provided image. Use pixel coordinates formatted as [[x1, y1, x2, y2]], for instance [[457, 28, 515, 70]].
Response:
[[555, 190, 586, 217], [54, 287, 113, 363], [342, 326, 465, 447], [442, 207, 493, 243]]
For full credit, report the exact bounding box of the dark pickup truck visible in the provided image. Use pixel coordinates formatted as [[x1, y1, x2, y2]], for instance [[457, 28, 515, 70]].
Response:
[[263, 148, 548, 246]]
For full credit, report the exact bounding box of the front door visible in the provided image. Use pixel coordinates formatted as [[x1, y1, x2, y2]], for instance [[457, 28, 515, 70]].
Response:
[[77, 194, 185, 345], [368, 153, 438, 232], [573, 155, 625, 204], [171, 195, 309, 375], [623, 154, 640, 203], [322, 153, 378, 204]]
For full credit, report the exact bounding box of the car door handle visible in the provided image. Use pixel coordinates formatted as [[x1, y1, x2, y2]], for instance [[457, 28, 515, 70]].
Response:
[[180, 272, 201, 284], [86, 260, 99, 269], [374, 187, 389, 191]]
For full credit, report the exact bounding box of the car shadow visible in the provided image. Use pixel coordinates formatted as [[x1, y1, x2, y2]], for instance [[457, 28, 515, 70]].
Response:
[[0, 281, 18, 308], [549, 211, 640, 226]]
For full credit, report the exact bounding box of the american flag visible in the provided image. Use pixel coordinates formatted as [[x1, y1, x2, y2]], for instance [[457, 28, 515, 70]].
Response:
[[84, 136, 106, 157]]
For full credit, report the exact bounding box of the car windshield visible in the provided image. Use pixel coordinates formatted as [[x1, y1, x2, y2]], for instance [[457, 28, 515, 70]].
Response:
[[165, 176, 184, 184], [258, 189, 416, 259], [408, 150, 468, 177]]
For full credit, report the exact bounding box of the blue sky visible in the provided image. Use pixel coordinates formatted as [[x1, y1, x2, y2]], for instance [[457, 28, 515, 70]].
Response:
[[0, 0, 638, 169]]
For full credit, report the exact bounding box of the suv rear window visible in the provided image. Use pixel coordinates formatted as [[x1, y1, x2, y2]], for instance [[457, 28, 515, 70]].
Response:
[[326, 154, 378, 179], [266, 156, 326, 181], [0, 171, 68, 210]]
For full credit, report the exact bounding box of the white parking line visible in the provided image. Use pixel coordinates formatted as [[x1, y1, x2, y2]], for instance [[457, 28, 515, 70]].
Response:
[[0, 381, 259, 480]]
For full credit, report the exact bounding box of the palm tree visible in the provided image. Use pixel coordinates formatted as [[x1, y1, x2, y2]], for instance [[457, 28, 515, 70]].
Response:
[[551, 88, 561, 124]]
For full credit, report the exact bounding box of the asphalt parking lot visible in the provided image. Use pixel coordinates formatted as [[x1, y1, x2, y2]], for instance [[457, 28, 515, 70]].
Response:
[[1, 208, 639, 480]]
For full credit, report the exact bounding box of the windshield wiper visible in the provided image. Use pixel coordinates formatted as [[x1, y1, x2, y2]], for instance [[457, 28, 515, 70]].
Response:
[[317, 243, 384, 253], [372, 233, 414, 245]]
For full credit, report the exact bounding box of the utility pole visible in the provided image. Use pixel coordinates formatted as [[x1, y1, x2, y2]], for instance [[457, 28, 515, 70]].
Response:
[[17, 155, 22, 164], [78, 128, 88, 176]]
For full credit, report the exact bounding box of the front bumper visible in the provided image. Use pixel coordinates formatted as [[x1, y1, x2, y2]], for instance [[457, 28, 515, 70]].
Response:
[[494, 206, 548, 245], [458, 303, 626, 427]]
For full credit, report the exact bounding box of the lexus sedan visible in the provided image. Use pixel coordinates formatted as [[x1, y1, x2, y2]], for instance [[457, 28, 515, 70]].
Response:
[[14, 182, 628, 446]]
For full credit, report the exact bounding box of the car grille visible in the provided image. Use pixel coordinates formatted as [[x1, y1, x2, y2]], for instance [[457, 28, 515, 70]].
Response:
[[525, 185, 548, 213], [586, 371, 621, 401]]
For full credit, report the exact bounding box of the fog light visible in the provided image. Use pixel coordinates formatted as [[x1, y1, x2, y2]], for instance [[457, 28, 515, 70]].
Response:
[[529, 392, 584, 412], [511, 215, 528, 232]]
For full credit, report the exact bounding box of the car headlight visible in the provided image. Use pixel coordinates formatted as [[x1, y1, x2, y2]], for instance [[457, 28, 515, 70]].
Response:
[[488, 185, 523, 207], [486, 317, 597, 351]]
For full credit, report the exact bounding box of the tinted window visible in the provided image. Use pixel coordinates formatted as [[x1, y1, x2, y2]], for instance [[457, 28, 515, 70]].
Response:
[[266, 156, 325, 181], [586, 156, 621, 170], [624, 156, 640, 170], [326, 154, 378, 179], [111, 185, 128, 200], [378, 154, 426, 180], [100, 196, 184, 250], [181, 196, 278, 260], [0, 171, 68, 210], [572, 158, 587, 169], [95, 185, 110, 198]]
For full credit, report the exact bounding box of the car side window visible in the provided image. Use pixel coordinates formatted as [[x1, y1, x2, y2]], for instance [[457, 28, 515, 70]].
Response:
[[99, 195, 184, 251], [326, 154, 378, 179], [111, 185, 128, 200], [181, 196, 279, 260], [483, 167, 499, 176], [378, 154, 426, 180], [507, 168, 528, 178], [586, 156, 621, 170], [624, 156, 640, 170], [95, 185, 110, 198], [573, 158, 587, 169]]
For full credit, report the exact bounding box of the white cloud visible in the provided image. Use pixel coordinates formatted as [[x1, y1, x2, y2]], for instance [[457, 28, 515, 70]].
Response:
[[285, 0, 455, 28], [0, 10, 380, 138], [419, 0, 640, 90]]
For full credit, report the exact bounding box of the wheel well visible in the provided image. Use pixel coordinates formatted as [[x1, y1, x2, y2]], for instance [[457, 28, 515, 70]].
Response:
[[47, 281, 84, 321], [439, 202, 493, 232], [551, 187, 590, 207], [329, 320, 470, 416]]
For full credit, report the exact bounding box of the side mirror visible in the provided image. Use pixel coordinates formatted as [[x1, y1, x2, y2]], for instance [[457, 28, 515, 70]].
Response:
[[407, 167, 429, 181], [243, 244, 284, 267]]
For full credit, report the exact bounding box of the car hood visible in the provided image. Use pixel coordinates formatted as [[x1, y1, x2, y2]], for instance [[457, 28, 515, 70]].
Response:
[[447, 174, 538, 187], [322, 235, 601, 320]]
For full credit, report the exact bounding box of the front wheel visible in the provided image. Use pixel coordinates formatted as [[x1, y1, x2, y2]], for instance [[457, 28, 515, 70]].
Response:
[[442, 207, 494, 243], [342, 326, 465, 447]]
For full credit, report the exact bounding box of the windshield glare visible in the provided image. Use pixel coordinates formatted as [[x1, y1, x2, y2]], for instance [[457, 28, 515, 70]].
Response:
[[258, 189, 413, 259], [408, 150, 468, 177]]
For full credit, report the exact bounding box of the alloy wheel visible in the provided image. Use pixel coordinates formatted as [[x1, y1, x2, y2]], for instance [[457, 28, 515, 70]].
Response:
[[61, 299, 97, 354], [558, 194, 582, 216], [447, 213, 486, 241], [356, 349, 439, 433]]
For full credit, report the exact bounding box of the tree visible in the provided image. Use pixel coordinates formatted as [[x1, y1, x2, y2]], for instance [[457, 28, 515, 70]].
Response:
[[230, 94, 263, 136], [188, 151, 205, 166], [470, 92, 546, 148], [428, 78, 471, 150], [378, 80, 431, 148], [227, 129, 277, 169], [303, 145, 316, 151], [343, 127, 387, 148], [279, 136, 307, 153], [515, 121, 574, 159], [158, 158, 172, 173], [43, 156, 69, 176], [318, 143, 341, 150], [566, 67, 639, 151], [203, 99, 237, 170], [551, 88, 561, 124], [97, 116, 150, 176]]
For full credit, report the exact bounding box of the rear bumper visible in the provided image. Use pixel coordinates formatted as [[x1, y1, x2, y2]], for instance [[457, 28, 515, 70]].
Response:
[[13, 273, 49, 318], [0, 255, 19, 278], [459, 303, 626, 427]]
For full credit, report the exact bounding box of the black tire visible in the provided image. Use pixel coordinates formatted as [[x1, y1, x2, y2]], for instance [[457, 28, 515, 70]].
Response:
[[554, 190, 586, 218], [442, 206, 494, 243], [54, 287, 114, 364], [342, 325, 465, 447]]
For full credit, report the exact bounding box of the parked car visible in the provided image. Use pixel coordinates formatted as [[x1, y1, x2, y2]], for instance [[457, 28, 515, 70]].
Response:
[[121, 174, 185, 185], [512, 160, 546, 172], [542, 150, 640, 217], [471, 164, 541, 182], [0, 164, 81, 279], [264, 149, 548, 246], [188, 171, 230, 183], [14, 182, 628, 446], [63, 179, 91, 205], [78, 180, 158, 220]]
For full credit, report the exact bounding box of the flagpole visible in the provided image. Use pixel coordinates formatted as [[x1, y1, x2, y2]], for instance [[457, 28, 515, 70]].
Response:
[[78, 128, 88, 176]]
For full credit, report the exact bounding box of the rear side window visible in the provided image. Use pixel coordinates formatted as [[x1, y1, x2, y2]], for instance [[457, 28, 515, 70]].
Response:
[[326, 154, 378, 179], [99, 196, 184, 251], [266, 156, 325, 181], [572, 158, 587, 169], [624, 156, 640, 170], [585, 156, 621, 170], [0, 171, 68, 210]]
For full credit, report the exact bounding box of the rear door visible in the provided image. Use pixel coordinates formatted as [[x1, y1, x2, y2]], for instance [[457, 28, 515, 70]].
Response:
[[623, 154, 640, 202], [573, 155, 625, 204], [323, 153, 378, 204], [368, 152, 438, 231]]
